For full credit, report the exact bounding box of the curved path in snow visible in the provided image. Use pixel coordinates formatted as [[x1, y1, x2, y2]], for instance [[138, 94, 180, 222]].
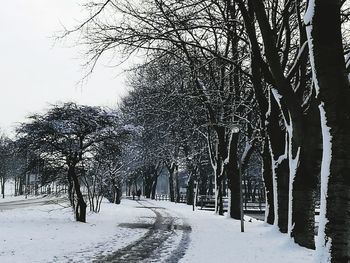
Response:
[[94, 200, 191, 263]]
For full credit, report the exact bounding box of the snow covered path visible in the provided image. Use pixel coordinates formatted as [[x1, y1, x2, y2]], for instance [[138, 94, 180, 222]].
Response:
[[95, 200, 191, 263], [142, 200, 314, 263], [0, 198, 191, 263], [0, 197, 314, 263]]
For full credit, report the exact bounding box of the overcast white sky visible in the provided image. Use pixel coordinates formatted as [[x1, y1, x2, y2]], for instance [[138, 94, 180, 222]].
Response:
[[0, 0, 130, 134]]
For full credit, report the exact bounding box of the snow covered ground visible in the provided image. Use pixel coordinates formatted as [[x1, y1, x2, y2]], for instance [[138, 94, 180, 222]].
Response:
[[0, 195, 43, 203], [0, 197, 314, 263], [146, 200, 314, 263], [0, 198, 152, 262]]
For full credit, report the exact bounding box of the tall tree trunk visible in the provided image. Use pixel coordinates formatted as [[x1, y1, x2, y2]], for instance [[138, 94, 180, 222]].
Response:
[[1, 180, 5, 198], [111, 179, 121, 204], [238, 0, 274, 224], [211, 126, 228, 216], [18, 177, 23, 196], [168, 164, 175, 202], [144, 171, 153, 198], [115, 186, 122, 204], [67, 172, 74, 208], [262, 137, 274, 224], [226, 133, 241, 219], [175, 166, 180, 203], [68, 165, 87, 223], [186, 170, 196, 205], [1, 179, 5, 199], [266, 92, 289, 232], [128, 182, 132, 196], [144, 165, 158, 199], [291, 98, 321, 249], [306, 1, 350, 261], [252, 0, 317, 247], [151, 176, 158, 200], [215, 169, 224, 215], [14, 177, 17, 196]]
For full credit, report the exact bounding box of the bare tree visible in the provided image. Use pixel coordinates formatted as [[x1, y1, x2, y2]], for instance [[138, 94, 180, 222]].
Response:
[[16, 102, 128, 222], [305, 0, 350, 261]]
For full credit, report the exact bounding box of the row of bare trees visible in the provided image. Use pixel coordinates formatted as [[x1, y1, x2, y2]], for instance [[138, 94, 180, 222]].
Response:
[[62, 0, 350, 261]]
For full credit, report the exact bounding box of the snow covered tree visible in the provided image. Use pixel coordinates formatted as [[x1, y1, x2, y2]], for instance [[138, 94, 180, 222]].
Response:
[[84, 130, 132, 209], [61, 0, 350, 253], [305, 0, 350, 261], [66, 0, 259, 219], [236, 0, 322, 247], [16, 102, 128, 222], [121, 54, 211, 203]]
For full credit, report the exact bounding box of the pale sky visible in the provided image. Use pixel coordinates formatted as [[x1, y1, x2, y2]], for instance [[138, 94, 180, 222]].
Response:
[[0, 0, 130, 135]]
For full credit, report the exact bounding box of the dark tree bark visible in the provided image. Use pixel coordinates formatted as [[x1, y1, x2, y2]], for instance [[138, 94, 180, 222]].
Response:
[[144, 179, 152, 198], [175, 167, 180, 203], [166, 163, 176, 202], [144, 173, 153, 198], [14, 177, 17, 196], [237, 0, 276, 224], [266, 91, 290, 233], [261, 137, 275, 225], [111, 179, 122, 204], [251, 0, 317, 248], [226, 133, 241, 219], [18, 177, 23, 196], [169, 174, 174, 202], [306, 0, 350, 260], [1, 178, 5, 199], [114, 187, 122, 204], [68, 165, 87, 223], [128, 182, 132, 196], [186, 169, 196, 205], [213, 128, 225, 216], [144, 165, 159, 199], [151, 176, 158, 200], [67, 172, 75, 208], [291, 97, 321, 249]]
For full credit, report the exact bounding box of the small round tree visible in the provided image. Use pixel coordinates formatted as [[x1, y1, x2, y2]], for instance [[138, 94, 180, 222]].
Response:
[[16, 102, 128, 222]]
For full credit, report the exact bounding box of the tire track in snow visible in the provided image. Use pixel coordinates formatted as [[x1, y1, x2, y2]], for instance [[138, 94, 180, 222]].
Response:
[[93, 200, 191, 263]]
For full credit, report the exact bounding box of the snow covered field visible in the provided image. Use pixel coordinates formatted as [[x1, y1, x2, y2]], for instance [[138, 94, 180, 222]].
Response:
[[0, 197, 314, 263], [0, 198, 152, 262]]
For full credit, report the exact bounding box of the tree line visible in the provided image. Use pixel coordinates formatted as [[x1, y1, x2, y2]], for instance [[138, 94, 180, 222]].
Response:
[[60, 0, 350, 262], [1, 0, 348, 262]]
